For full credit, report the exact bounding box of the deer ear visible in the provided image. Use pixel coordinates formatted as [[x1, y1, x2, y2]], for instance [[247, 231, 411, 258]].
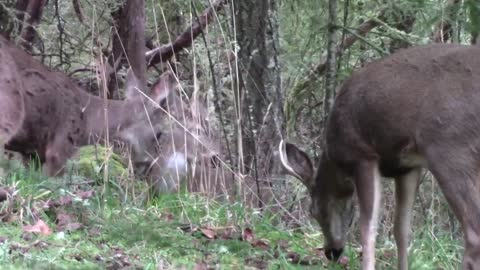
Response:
[[279, 140, 315, 188], [150, 71, 178, 105], [125, 68, 147, 99]]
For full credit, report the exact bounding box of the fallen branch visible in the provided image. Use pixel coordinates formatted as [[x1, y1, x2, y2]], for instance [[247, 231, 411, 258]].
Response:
[[145, 0, 226, 67]]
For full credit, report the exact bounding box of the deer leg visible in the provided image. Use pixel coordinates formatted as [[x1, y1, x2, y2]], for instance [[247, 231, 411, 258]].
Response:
[[354, 160, 382, 270], [43, 137, 72, 177], [394, 168, 421, 270], [424, 147, 480, 270], [432, 172, 480, 269]]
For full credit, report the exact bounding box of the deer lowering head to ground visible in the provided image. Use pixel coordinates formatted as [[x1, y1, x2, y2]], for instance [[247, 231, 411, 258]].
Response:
[[0, 35, 196, 179], [279, 43, 480, 270], [125, 87, 220, 195]]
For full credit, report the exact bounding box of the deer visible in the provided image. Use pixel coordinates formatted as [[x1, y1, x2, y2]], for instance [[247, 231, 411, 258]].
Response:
[[279, 43, 480, 270], [128, 87, 220, 195], [0, 34, 215, 184]]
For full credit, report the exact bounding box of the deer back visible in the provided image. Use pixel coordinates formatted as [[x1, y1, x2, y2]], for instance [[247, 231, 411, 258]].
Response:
[[0, 35, 184, 176], [325, 43, 480, 175]]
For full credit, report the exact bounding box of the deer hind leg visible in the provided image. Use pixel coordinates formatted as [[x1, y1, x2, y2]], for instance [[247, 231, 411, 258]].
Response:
[[394, 168, 421, 270], [424, 147, 480, 270], [354, 160, 382, 270]]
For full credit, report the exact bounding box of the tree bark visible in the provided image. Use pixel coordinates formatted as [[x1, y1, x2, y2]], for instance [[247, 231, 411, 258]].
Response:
[[145, 0, 226, 67], [234, 0, 284, 208], [19, 0, 46, 51], [324, 0, 338, 126], [109, 0, 147, 99]]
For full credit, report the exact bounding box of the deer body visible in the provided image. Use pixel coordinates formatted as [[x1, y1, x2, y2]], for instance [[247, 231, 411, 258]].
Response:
[[0, 35, 176, 177], [0, 44, 26, 174], [280, 43, 480, 270]]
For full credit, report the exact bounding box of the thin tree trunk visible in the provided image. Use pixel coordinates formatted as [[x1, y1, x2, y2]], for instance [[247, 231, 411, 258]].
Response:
[[110, 0, 147, 98], [234, 0, 283, 208], [323, 0, 338, 126]]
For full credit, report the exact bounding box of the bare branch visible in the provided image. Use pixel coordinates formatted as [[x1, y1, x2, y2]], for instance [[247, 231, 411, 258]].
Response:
[[72, 0, 84, 24], [19, 0, 47, 51], [145, 0, 226, 67]]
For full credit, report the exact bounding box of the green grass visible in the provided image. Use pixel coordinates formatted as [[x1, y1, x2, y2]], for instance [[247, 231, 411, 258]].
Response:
[[0, 164, 463, 269]]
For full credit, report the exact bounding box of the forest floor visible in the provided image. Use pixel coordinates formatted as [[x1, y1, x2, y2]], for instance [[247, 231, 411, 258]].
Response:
[[0, 165, 462, 270]]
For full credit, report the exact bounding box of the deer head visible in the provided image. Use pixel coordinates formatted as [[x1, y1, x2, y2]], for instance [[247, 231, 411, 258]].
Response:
[[141, 90, 220, 194], [115, 70, 180, 165], [278, 140, 355, 261]]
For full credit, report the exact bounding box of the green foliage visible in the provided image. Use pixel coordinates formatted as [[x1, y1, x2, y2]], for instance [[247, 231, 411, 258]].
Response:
[[465, 0, 480, 37]]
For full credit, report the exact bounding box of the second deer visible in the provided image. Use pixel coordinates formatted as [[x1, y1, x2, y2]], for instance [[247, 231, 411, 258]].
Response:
[[279, 43, 480, 270]]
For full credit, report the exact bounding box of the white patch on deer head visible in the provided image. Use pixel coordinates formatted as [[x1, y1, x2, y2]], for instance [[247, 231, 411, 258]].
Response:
[[166, 151, 187, 173], [117, 71, 179, 165]]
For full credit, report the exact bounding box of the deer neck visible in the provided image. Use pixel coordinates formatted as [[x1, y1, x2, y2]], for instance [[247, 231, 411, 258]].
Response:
[[82, 96, 150, 140]]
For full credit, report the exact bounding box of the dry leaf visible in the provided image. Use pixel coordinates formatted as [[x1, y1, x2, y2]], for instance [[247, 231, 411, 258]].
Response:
[[200, 228, 216, 239], [242, 227, 254, 242], [251, 239, 270, 250], [77, 190, 95, 199], [22, 219, 52, 236]]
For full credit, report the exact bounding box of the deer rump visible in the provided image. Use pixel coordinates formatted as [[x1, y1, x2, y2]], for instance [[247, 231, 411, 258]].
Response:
[[280, 43, 480, 270], [0, 35, 217, 192]]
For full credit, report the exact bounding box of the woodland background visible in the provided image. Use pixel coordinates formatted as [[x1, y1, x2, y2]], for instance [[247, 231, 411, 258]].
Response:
[[0, 0, 478, 269]]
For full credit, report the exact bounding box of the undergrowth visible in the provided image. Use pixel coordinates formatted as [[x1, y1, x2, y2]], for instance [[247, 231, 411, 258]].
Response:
[[0, 165, 463, 270]]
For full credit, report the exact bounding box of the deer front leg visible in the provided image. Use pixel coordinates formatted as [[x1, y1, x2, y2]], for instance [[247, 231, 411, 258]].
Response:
[[43, 137, 73, 177], [394, 168, 421, 270], [354, 160, 382, 270]]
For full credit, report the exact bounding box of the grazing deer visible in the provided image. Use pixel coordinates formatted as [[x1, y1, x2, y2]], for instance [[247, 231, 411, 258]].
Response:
[[137, 91, 220, 194], [279, 43, 480, 270], [0, 35, 204, 180]]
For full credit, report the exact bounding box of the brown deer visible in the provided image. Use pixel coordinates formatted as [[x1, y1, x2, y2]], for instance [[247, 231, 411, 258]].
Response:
[[279, 43, 480, 270], [0, 34, 208, 180]]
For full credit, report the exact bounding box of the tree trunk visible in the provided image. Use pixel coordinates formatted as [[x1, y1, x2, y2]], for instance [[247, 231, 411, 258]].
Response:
[[109, 0, 147, 99], [324, 0, 338, 126], [234, 0, 284, 208]]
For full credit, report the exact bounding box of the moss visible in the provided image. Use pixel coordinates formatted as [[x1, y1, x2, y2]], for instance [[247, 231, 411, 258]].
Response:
[[66, 145, 127, 180]]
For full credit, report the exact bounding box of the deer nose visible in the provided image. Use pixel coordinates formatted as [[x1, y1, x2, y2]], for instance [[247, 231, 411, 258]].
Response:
[[325, 247, 343, 261]]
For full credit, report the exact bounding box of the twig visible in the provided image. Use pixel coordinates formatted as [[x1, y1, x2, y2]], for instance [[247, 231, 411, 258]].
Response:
[[145, 0, 226, 67]]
